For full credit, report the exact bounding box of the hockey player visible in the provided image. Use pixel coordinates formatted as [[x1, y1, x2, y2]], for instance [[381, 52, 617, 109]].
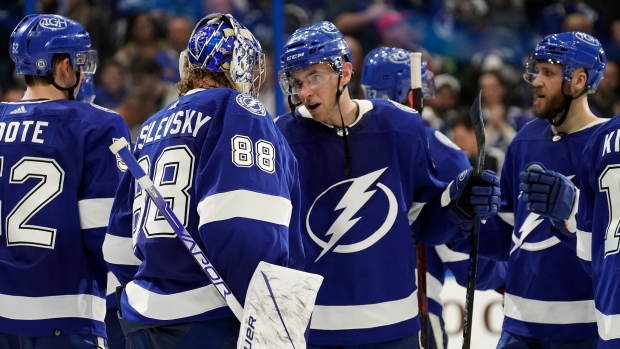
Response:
[[481, 32, 606, 348], [276, 21, 501, 348], [0, 14, 130, 349], [76, 75, 126, 349], [103, 13, 304, 349], [361, 46, 508, 349], [519, 38, 620, 349]]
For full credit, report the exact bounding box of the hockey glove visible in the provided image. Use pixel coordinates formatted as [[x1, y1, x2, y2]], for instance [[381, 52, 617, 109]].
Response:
[[519, 166, 577, 235], [441, 168, 500, 232]]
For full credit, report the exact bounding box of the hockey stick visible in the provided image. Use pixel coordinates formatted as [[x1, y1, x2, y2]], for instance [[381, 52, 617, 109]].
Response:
[[109, 138, 323, 349], [110, 138, 245, 320], [410, 51, 429, 349], [462, 91, 484, 349]]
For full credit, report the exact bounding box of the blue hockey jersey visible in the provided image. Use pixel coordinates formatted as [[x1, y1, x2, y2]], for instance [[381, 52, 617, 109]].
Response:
[[0, 99, 130, 337], [481, 118, 604, 339], [104, 88, 304, 325], [275, 98, 469, 346], [577, 113, 620, 347], [422, 127, 507, 321]]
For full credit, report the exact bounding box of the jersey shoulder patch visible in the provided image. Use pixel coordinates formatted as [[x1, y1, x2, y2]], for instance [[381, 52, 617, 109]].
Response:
[[434, 130, 461, 150], [236, 94, 267, 116], [388, 99, 417, 114]]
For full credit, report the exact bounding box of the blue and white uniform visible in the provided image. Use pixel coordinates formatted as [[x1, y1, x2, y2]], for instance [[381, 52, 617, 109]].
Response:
[[104, 88, 304, 325], [481, 118, 605, 340], [276, 98, 468, 346], [577, 112, 620, 348], [0, 99, 130, 338]]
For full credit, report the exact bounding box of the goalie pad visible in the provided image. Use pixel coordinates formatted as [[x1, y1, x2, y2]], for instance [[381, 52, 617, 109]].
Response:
[[238, 261, 323, 349]]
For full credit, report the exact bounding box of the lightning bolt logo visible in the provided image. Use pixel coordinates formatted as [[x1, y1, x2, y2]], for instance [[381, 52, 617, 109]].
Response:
[[511, 212, 543, 255], [316, 168, 386, 261]]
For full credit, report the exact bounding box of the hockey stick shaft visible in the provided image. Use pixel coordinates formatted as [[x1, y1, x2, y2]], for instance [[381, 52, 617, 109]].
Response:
[[410, 51, 429, 349], [109, 138, 244, 320], [462, 91, 484, 349]]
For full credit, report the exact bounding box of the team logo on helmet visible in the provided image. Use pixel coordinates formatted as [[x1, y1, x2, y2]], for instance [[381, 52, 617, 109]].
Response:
[[39, 17, 68, 30], [236, 94, 266, 116], [36, 59, 46, 70], [320, 22, 339, 34], [575, 32, 599, 46], [387, 51, 409, 65]]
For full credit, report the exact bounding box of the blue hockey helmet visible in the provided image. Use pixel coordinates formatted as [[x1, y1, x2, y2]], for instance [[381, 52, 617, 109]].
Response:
[[183, 13, 265, 97], [524, 31, 606, 93], [278, 21, 351, 95], [10, 14, 97, 77], [76, 74, 95, 103], [360, 47, 435, 102]]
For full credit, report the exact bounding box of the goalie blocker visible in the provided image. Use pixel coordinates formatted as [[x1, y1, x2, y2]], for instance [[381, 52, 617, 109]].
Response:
[[110, 137, 323, 349]]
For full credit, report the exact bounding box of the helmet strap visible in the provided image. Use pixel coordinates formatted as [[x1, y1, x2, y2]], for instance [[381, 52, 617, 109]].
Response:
[[48, 70, 81, 100], [335, 74, 352, 176], [549, 84, 589, 127]]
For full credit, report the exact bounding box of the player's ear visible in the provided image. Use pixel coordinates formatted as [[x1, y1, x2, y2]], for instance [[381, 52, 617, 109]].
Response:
[[340, 61, 353, 86], [572, 68, 588, 93], [406, 89, 415, 107]]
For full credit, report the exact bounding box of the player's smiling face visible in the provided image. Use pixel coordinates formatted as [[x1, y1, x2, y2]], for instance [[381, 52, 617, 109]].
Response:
[[289, 62, 341, 124], [531, 61, 566, 119]]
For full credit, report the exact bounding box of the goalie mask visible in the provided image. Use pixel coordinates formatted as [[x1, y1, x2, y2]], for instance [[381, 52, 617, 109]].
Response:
[[10, 14, 97, 77], [361, 46, 435, 103], [181, 13, 265, 98]]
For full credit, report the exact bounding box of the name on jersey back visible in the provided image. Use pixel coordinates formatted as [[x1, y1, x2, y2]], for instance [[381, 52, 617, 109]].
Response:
[[136, 109, 211, 150], [0, 120, 48, 144]]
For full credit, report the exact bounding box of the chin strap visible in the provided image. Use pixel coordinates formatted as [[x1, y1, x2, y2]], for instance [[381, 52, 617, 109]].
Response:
[[549, 85, 589, 127], [48, 70, 81, 100], [335, 74, 352, 176]]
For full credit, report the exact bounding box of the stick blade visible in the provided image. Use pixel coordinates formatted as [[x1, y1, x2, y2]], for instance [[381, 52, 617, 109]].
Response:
[[238, 262, 323, 349], [470, 90, 485, 174]]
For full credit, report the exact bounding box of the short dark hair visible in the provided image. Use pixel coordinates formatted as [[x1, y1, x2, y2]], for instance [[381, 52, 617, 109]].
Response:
[[24, 53, 71, 86]]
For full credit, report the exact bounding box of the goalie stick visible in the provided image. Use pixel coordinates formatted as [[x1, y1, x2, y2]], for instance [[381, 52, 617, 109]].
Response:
[[109, 138, 322, 349], [462, 91, 484, 349], [410, 51, 429, 349]]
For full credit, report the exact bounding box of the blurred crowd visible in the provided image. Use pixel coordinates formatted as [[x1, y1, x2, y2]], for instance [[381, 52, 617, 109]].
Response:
[[1, 0, 619, 171]]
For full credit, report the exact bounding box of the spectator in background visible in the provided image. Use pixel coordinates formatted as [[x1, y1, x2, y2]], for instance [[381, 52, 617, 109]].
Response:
[[67, 0, 117, 62], [1, 85, 24, 102], [344, 35, 365, 99], [329, 0, 390, 54], [588, 59, 620, 118], [94, 59, 128, 110], [449, 112, 505, 175], [115, 88, 157, 141], [562, 12, 594, 34], [129, 57, 178, 110], [167, 16, 194, 56], [422, 73, 460, 133], [478, 70, 518, 151], [114, 12, 179, 83], [534, 0, 599, 43]]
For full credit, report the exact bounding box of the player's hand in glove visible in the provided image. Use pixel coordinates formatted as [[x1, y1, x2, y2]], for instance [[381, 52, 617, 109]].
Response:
[[519, 164, 577, 235], [441, 168, 501, 232]]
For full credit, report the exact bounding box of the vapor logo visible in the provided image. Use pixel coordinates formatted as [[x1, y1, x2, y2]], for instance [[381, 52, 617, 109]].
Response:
[[236, 94, 266, 116], [306, 168, 397, 261]]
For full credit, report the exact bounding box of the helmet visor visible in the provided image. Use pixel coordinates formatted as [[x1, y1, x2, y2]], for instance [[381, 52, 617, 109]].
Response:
[[523, 55, 563, 85], [75, 50, 98, 74], [278, 68, 337, 96]]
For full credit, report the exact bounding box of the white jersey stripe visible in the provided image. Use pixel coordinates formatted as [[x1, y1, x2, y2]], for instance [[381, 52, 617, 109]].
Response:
[[504, 293, 596, 324], [198, 190, 292, 227], [125, 281, 227, 321], [434, 244, 468, 263], [79, 198, 114, 229], [407, 201, 426, 225], [577, 229, 592, 262], [596, 308, 620, 341], [103, 234, 142, 266], [310, 290, 418, 330], [0, 292, 105, 321]]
